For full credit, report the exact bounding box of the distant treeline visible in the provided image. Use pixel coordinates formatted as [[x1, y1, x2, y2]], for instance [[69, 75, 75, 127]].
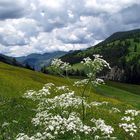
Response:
[[41, 67, 86, 77]]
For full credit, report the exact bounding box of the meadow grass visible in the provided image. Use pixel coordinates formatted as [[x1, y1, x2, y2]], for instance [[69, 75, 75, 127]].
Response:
[[0, 62, 140, 139]]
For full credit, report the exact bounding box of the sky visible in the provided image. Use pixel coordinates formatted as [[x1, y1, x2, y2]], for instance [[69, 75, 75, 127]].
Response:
[[0, 0, 140, 57]]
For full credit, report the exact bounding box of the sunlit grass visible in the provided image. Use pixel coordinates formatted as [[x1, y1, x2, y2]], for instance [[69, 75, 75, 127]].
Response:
[[0, 62, 140, 139]]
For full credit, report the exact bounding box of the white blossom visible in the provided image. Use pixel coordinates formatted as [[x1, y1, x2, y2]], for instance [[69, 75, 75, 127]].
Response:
[[91, 118, 114, 136], [110, 107, 121, 113], [73, 79, 89, 87], [125, 110, 140, 117], [2, 122, 10, 128], [51, 58, 71, 71], [16, 83, 116, 140]]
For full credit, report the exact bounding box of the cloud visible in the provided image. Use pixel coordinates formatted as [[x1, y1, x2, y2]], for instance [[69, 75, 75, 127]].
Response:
[[0, 18, 40, 47], [0, 0, 29, 19], [0, 0, 140, 56], [0, 25, 26, 46], [121, 4, 140, 25], [56, 26, 94, 44]]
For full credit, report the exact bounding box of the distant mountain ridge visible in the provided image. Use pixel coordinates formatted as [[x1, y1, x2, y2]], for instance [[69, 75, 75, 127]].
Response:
[[99, 29, 140, 45], [16, 51, 69, 70]]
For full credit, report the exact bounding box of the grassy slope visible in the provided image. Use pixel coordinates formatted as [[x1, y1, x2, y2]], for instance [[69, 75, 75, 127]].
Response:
[[0, 62, 69, 97], [0, 62, 140, 139], [95, 84, 140, 108], [0, 61, 140, 107], [0, 62, 78, 139]]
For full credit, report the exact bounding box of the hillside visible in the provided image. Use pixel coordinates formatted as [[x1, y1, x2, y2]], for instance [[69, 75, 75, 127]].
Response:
[[100, 29, 140, 44], [61, 29, 140, 84], [0, 61, 139, 106], [1, 62, 140, 139], [0, 54, 23, 67], [16, 51, 68, 70], [0, 62, 68, 97]]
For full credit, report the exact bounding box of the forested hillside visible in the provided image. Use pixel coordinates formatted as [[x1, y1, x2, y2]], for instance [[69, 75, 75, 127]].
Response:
[[61, 29, 140, 84]]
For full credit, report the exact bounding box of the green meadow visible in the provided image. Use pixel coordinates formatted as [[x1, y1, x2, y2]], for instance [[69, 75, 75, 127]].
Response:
[[0, 62, 140, 139]]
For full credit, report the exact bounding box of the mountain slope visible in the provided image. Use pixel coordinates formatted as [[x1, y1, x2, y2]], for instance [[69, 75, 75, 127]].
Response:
[[61, 29, 140, 83], [103, 29, 140, 44], [0, 54, 22, 67], [16, 51, 68, 70]]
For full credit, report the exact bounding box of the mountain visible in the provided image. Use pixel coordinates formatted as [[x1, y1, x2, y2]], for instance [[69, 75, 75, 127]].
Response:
[[0, 53, 23, 67], [102, 29, 140, 44], [16, 51, 69, 70], [61, 29, 140, 84]]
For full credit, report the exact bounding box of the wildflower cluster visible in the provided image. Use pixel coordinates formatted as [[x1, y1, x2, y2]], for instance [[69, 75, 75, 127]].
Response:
[[23, 83, 54, 101], [15, 83, 140, 139], [78, 55, 110, 87], [81, 55, 110, 78], [51, 55, 110, 87], [51, 58, 71, 76], [16, 84, 116, 140], [91, 118, 114, 138], [14, 55, 140, 139], [119, 109, 140, 137], [51, 55, 110, 123]]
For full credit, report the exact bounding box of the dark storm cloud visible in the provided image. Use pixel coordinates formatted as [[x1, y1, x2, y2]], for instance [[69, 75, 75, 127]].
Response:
[[121, 4, 140, 25], [0, 0, 29, 20]]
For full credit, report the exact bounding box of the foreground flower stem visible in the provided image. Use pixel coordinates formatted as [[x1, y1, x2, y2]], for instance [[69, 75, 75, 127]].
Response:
[[56, 70, 73, 86], [65, 69, 73, 86], [81, 78, 91, 122], [50, 56, 111, 124]]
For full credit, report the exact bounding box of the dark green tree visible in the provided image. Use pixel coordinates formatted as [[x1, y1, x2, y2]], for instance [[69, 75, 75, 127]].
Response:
[[134, 44, 137, 52], [25, 63, 33, 70], [41, 66, 46, 73]]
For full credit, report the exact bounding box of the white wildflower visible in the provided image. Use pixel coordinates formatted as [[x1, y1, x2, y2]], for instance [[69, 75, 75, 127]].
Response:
[[51, 58, 71, 71], [125, 110, 140, 117], [90, 101, 108, 107], [2, 122, 10, 128], [91, 118, 114, 136], [121, 116, 134, 122], [73, 79, 89, 87], [110, 107, 121, 113]]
